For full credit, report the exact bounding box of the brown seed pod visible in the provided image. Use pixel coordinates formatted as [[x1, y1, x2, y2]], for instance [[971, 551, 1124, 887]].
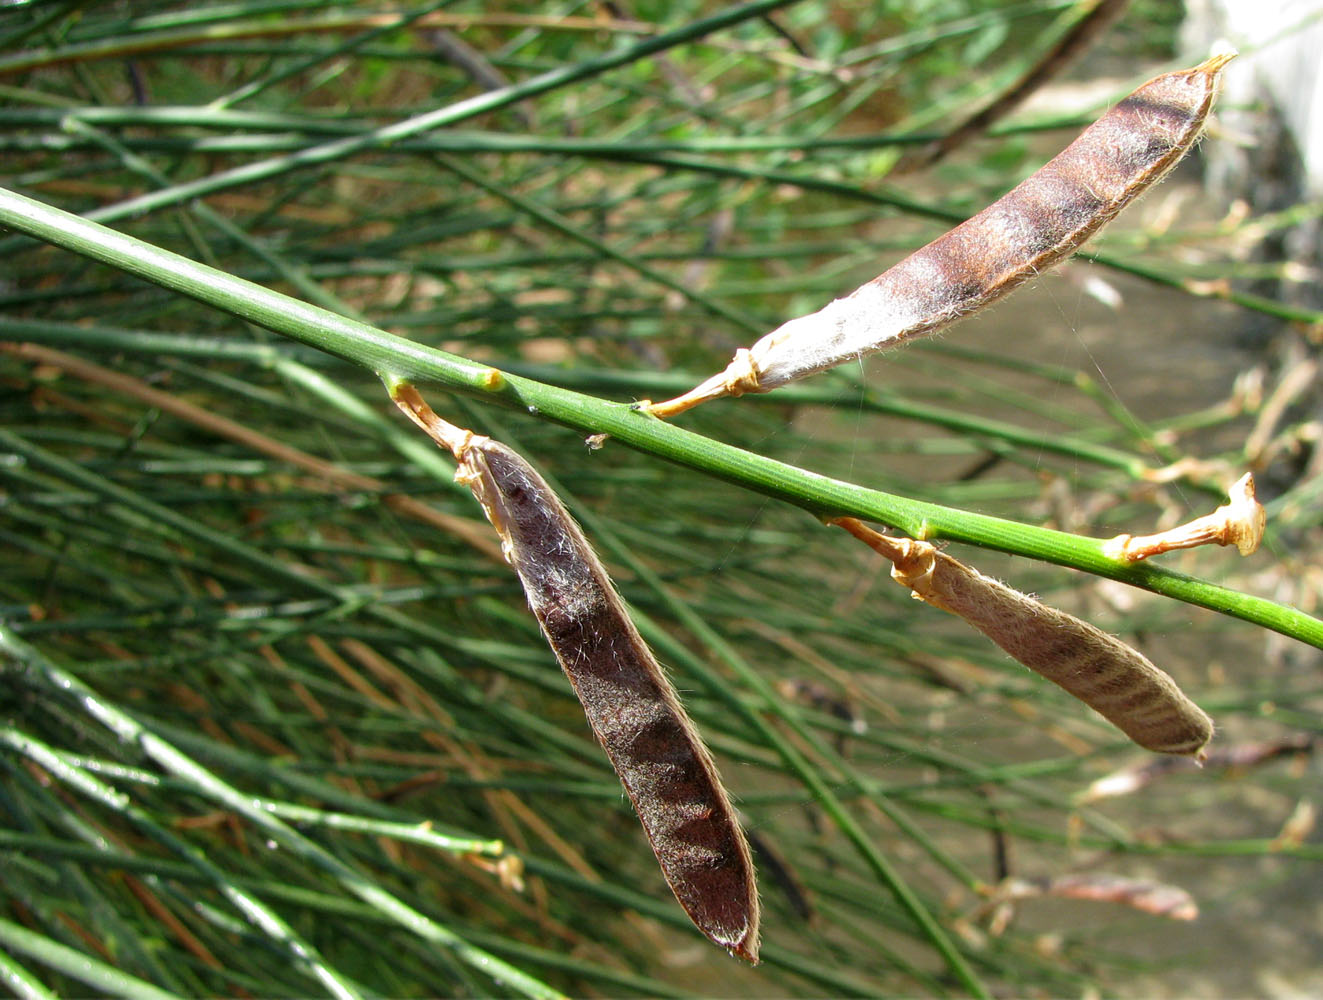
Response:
[[1078, 733, 1317, 803], [994, 874, 1198, 922], [391, 384, 760, 962], [646, 52, 1234, 418], [833, 518, 1213, 758]]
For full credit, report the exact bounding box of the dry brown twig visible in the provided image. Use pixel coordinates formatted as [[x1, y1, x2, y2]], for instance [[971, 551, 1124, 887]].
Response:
[[1077, 733, 1317, 804], [2, 341, 507, 562], [976, 873, 1198, 936]]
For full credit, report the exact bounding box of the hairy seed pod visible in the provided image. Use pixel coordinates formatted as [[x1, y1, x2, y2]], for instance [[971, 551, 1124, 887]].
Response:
[[647, 52, 1234, 418], [833, 518, 1213, 758], [392, 385, 760, 962]]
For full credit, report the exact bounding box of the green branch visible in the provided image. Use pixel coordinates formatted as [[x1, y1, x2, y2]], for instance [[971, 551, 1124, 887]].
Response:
[[2, 184, 1319, 651], [0, 0, 799, 250]]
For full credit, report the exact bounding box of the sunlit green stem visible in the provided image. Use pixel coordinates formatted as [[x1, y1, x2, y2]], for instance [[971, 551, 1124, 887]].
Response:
[[1, 185, 1319, 650]]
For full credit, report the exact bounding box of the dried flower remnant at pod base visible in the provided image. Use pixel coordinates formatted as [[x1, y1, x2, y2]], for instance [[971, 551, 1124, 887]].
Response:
[[832, 518, 1214, 759], [1104, 473, 1265, 562], [643, 52, 1234, 418], [390, 383, 760, 963]]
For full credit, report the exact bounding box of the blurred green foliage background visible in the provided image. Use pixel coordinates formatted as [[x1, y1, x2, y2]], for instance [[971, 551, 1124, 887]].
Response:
[[2, 2, 1321, 997]]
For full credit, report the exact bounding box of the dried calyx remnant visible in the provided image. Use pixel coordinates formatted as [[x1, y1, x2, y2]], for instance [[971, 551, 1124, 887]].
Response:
[[390, 383, 760, 963], [832, 517, 1214, 759], [1104, 473, 1265, 562], [643, 52, 1234, 418]]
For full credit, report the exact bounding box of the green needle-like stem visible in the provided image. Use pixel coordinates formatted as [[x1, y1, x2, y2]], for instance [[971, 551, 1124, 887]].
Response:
[[1, 184, 1319, 649]]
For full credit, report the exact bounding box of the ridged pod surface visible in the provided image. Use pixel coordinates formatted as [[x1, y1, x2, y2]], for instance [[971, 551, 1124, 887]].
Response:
[[649, 53, 1234, 417]]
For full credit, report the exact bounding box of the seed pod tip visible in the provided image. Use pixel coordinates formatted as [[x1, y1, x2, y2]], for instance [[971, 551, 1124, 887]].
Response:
[[1201, 45, 1238, 73]]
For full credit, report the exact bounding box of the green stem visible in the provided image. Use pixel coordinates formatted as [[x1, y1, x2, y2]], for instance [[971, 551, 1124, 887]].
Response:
[[0, 626, 566, 1000], [0, 944, 60, 1000], [0, 916, 182, 1000], [1, 185, 1319, 650], [0, 0, 798, 247], [1082, 250, 1323, 326], [434, 152, 765, 334], [1, 727, 366, 1000]]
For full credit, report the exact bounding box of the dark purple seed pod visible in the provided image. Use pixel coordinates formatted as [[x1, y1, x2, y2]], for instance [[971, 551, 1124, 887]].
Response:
[[392, 385, 760, 962]]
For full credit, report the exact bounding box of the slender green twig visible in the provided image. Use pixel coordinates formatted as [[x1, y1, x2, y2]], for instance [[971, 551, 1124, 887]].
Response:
[[1, 185, 1317, 650], [0, 944, 59, 1000], [0, 0, 798, 250], [0, 916, 182, 1000], [1, 728, 366, 1000], [0, 626, 567, 1000], [6, 8, 1318, 998]]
